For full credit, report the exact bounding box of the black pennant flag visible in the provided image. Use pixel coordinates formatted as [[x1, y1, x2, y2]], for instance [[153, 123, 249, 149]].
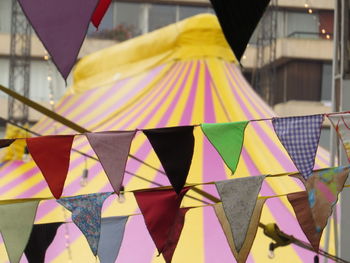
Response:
[[143, 126, 195, 194], [210, 0, 270, 61], [24, 222, 62, 263]]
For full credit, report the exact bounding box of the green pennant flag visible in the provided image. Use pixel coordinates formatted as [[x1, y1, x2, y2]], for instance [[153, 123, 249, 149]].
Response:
[[201, 121, 248, 174], [0, 200, 39, 263]]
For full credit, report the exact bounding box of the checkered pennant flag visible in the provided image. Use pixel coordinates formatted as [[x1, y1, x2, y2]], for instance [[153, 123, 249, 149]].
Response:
[[272, 115, 324, 179]]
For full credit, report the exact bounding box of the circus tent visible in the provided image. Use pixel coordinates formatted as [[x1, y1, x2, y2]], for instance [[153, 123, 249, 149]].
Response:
[[0, 14, 332, 263]]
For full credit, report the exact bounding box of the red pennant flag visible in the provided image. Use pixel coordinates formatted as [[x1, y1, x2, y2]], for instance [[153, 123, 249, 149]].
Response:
[[287, 191, 322, 252], [91, 0, 112, 28], [134, 187, 190, 258], [26, 135, 74, 199]]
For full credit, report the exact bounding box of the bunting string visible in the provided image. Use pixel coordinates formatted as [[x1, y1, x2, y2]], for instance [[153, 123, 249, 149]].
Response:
[[1, 169, 350, 206]]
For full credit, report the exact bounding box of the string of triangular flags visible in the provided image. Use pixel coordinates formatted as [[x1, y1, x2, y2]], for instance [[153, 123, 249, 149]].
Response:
[[0, 166, 348, 263], [1, 112, 349, 199]]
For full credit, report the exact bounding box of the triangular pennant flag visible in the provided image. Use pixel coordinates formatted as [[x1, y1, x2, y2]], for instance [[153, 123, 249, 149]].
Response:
[[209, 0, 270, 61], [287, 191, 322, 252], [26, 135, 74, 199], [24, 222, 62, 263], [162, 208, 190, 263], [272, 115, 324, 179], [327, 113, 350, 162], [0, 139, 15, 149], [201, 122, 248, 174], [134, 187, 190, 256], [291, 166, 349, 234], [57, 192, 112, 256], [0, 200, 39, 263], [214, 198, 266, 263], [18, 0, 100, 80], [91, 0, 112, 28], [97, 216, 128, 263], [86, 131, 136, 195], [143, 126, 194, 194], [215, 175, 265, 252]]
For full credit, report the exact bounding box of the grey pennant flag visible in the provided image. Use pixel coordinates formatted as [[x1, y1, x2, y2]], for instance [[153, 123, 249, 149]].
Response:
[[215, 175, 265, 252], [97, 216, 128, 263]]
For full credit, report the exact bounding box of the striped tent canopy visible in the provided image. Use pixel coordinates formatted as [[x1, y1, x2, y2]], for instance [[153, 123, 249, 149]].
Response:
[[0, 14, 332, 263]]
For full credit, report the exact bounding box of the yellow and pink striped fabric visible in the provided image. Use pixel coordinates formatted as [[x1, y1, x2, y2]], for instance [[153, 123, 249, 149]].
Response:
[[0, 15, 332, 263]]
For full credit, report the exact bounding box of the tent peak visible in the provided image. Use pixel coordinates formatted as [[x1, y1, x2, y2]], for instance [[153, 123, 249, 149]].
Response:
[[72, 14, 237, 93]]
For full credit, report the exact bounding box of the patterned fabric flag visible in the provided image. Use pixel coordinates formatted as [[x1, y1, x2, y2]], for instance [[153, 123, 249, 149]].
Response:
[[97, 216, 128, 263], [214, 199, 266, 263], [57, 192, 113, 256], [86, 131, 136, 194], [26, 135, 75, 199], [201, 121, 248, 174], [287, 191, 322, 252], [133, 187, 190, 259], [0, 200, 39, 263], [143, 126, 195, 194], [24, 222, 62, 263], [327, 113, 350, 162], [215, 175, 265, 252], [18, 0, 100, 80], [91, 0, 112, 28], [272, 115, 324, 179], [291, 166, 349, 234], [0, 139, 15, 149]]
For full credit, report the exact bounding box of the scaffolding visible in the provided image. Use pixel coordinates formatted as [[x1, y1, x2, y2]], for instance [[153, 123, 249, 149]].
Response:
[[252, 0, 278, 106], [8, 0, 31, 123]]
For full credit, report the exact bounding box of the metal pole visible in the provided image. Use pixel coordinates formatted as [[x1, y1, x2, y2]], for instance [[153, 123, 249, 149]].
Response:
[[326, 1, 341, 261]]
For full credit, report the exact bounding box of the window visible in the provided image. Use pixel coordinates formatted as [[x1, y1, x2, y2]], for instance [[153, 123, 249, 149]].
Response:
[[321, 63, 332, 101], [286, 11, 319, 39], [30, 61, 65, 101], [88, 2, 142, 40], [0, 0, 11, 33], [0, 59, 9, 95], [114, 2, 143, 37], [149, 4, 176, 32], [179, 6, 210, 20]]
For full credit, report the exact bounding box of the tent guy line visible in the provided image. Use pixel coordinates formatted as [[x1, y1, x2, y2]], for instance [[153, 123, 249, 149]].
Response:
[[0, 84, 166, 176]]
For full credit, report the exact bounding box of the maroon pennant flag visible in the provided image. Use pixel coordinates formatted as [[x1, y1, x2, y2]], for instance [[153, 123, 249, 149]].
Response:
[[287, 191, 322, 252], [162, 208, 190, 263], [18, 0, 100, 80], [26, 135, 74, 199], [86, 131, 136, 194], [91, 0, 112, 28], [134, 187, 190, 259]]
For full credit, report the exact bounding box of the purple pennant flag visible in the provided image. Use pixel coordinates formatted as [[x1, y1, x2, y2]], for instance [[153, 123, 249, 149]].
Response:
[[272, 115, 324, 179], [85, 131, 136, 195], [57, 192, 112, 256], [18, 0, 100, 80]]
